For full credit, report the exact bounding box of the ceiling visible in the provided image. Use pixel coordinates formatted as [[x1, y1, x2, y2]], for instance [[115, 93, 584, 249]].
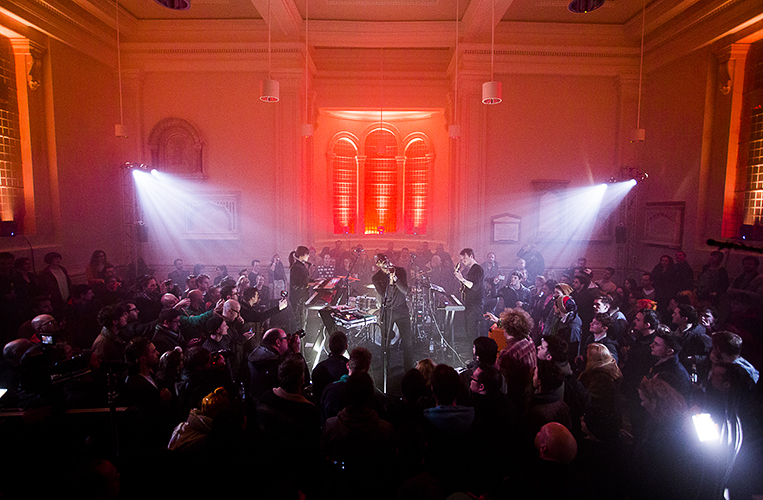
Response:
[[119, 0, 649, 24]]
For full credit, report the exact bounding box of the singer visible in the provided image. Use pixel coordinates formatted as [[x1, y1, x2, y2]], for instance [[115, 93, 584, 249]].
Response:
[[373, 253, 413, 371], [455, 248, 485, 342], [289, 245, 311, 330]]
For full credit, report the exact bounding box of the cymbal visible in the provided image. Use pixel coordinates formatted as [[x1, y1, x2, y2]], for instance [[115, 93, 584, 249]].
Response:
[[365, 284, 376, 289]]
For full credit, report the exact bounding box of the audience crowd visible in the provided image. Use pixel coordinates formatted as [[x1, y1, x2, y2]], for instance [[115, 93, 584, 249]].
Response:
[[0, 244, 761, 500]]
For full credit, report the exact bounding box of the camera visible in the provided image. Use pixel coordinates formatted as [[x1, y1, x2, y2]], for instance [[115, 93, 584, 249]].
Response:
[[287, 329, 306, 342]]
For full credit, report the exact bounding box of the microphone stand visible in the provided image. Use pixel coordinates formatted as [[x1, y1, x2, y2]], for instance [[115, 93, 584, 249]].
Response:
[[379, 270, 394, 394]]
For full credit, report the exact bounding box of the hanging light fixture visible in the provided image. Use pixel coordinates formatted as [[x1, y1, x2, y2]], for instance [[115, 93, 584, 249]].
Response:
[[115, 0, 127, 137], [632, 0, 646, 142], [153, 0, 190, 10], [449, 0, 461, 138], [482, 0, 501, 104], [301, 0, 313, 136], [568, 0, 604, 14], [260, 0, 279, 102]]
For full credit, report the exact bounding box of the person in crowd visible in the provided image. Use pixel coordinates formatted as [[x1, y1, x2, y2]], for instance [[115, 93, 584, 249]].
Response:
[[320, 372, 396, 500], [239, 286, 287, 336], [151, 309, 184, 354], [455, 248, 485, 341], [592, 293, 628, 345], [128, 275, 162, 323], [571, 273, 596, 341], [696, 250, 729, 305], [247, 327, 297, 403], [674, 250, 694, 293], [499, 422, 582, 500], [494, 307, 537, 377], [548, 295, 582, 362], [316, 253, 335, 280], [581, 313, 619, 364], [595, 267, 618, 294], [177, 345, 233, 419], [168, 258, 189, 290], [122, 337, 173, 451], [85, 250, 108, 285], [699, 306, 719, 334], [578, 343, 621, 426], [212, 265, 228, 286], [312, 331, 349, 403], [631, 376, 705, 500], [709, 330, 759, 384], [525, 360, 572, 439], [37, 252, 72, 316], [482, 252, 501, 281], [13, 257, 39, 301], [517, 242, 545, 283], [427, 253, 457, 296], [651, 254, 677, 314], [621, 308, 660, 432], [496, 271, 532, 311], [289, 245, 311, 331], [726, 255, 763, 315], [648, 327, 691, 398], [256, 354, 320, 497], [268, 254, 287, 299], [322, 347, 384, 421], [640, 272, 656, 302], [168, 386, 229, 454], [537, 335, 588, 440], [91, 304, 128, 364], [155, 346, 183, 398], [421, 363, 476, 494], [671, 303, 711, 373]]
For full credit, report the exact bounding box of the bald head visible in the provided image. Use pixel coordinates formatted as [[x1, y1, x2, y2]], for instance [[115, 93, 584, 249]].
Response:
[[31, 314, 57, 334], [535, 422, 577, 464], [161, 294, 179, 309], [222, 299, 240, 322], [4, 338, 33, 366]]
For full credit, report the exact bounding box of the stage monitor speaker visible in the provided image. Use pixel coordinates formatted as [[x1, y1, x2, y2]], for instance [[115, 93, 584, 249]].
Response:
[[615, 223, 626, 244], [137, 223, 149, 243], [740, 224, 763, 242], [0, 221, 18, 237]]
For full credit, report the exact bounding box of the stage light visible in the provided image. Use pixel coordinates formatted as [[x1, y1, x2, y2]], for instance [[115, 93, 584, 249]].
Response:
[[628, 179, 637, 186], [597, 183, 608, 191], [151, 169, 158, 176], [693, 413, 720, 443]]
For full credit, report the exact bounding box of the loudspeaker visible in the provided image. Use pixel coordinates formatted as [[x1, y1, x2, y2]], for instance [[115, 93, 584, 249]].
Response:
[[137, 223, 149, 243], [0, 221, 18, 237], [615, 223, 626, 244]]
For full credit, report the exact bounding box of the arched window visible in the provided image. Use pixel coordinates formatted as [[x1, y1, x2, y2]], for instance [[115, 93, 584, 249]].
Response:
[[364, 128, 398, 234], [404, 137, 431, 235], [331, 137, 358, 234], [0, 37, 24, 224]]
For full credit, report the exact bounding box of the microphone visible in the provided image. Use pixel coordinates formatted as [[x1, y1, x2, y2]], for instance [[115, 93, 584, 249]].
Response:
[[455, 262, 461, 273]]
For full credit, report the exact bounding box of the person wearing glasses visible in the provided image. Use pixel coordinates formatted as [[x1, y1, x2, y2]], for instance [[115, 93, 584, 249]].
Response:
[[247, 328, 300, 403]]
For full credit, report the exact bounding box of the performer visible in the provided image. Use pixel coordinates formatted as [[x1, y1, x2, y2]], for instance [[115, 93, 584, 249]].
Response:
[[373, 254, 413, 372], [455, 248, 485, 341], [289, 245, 311, 330]]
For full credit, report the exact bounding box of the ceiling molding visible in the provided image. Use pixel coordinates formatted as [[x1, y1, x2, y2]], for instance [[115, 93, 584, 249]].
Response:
[[250, 0, 301, 37], [461, 0, 514, 42]]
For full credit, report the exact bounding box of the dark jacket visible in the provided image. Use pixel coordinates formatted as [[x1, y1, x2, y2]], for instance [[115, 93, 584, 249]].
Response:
[[312, 353, 349, 403], [247, 344, 281, 401], [649, 355, 691, 398]]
